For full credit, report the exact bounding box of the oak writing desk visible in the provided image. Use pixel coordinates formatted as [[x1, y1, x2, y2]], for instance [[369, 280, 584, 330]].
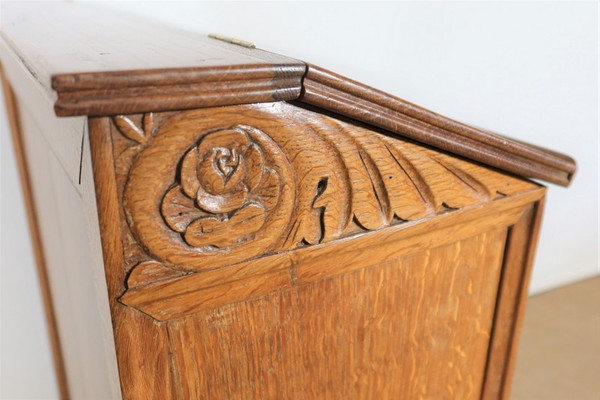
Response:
[[0, 3, 576, 399]]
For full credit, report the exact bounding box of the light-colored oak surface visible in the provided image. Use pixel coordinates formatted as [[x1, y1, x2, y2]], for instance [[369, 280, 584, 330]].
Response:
[[99, 102, 540, 320], [85, 100, 546, 399], [112, 103, 536, 273], [168, 230, 507, 399]]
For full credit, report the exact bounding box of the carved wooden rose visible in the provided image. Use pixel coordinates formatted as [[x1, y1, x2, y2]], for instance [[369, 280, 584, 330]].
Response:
[[161, 127, 282, 249]]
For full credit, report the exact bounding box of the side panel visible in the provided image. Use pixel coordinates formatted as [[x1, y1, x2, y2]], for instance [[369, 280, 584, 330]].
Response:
[[89, 102, 545, 399], [167, 229, 507, 399]]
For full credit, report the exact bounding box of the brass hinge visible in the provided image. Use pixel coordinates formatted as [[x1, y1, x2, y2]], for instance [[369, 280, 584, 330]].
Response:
[[208, 33, 256, 49]]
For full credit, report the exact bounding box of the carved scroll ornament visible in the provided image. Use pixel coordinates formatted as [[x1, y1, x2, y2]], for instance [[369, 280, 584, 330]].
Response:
[[117, 103, 533, 274]]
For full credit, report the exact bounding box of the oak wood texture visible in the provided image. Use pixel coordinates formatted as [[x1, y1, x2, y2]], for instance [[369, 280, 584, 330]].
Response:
[[0, 2, 576, 187], [89, 117, 171, 399], [167, 230, 507, 399], [0, 67, 69, 400], [115, 103, 535, 275], [482, 201, 545, 399], [85, 100, 547, 399], [106, 102, 539, 321]]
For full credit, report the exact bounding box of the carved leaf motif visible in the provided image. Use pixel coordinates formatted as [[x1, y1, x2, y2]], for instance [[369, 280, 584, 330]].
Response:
[[126, 261, 185, 289], [123, 103, 534, 274], [113, 113, 154, 144], [161, 186, 209, 233], [184, 204, 265, 248], [142, 113, 154, 137]]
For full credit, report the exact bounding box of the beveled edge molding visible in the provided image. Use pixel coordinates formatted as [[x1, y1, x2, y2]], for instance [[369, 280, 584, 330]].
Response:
[[119, 187, 546, 321], [53, 63, 305, 116], [53, 60, 577, 187], [299, 64, 576, 187]]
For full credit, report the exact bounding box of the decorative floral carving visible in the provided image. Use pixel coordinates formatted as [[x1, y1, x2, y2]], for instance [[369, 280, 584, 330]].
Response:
[[120, 104, 533, 273], [160, 128, 281, 248]]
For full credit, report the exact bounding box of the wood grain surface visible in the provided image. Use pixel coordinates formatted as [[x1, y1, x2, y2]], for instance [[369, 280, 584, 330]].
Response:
[[120, 189, 542, 321], [84, 100, 547, 398], [89, 117, 173, 400], [167, 229, 507, 399], [112, 103, 536, 277], [5, 85, 121, 399], [0, 3, 562, 398], [482, 201, 545, 399]]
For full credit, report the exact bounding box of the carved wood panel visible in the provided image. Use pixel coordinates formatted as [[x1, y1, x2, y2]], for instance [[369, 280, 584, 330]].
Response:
[[106, 102, 537, 318], [93, 102, 544, 400]]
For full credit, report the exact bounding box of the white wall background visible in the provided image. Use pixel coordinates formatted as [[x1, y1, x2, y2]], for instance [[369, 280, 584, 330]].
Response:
[[1, 1, 597, 399]]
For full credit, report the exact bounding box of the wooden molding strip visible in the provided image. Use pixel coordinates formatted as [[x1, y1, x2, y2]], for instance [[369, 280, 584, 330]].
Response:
[[54, 64, 305, 116], [299, 64, 576, 187]]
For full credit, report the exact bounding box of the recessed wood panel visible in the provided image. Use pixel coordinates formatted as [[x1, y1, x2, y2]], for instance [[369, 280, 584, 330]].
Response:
[[166, 229, 507, 399]]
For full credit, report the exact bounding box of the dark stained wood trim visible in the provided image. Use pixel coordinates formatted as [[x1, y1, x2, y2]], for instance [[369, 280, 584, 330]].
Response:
[[481, 194, 546, 399], [54, 64, 305, 117], [1, 65, 70, 400], [300, 64, 576, 187], [52, 64, 304, 91]]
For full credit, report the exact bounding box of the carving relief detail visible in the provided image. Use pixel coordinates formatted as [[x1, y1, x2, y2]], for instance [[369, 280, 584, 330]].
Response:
[[161, 127, 284, 249], [113, 103, 532, 275]]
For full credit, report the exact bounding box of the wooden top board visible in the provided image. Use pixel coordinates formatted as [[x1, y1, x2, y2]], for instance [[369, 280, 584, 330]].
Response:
[[0, 2, 576, 186], [0, 2, 305, 115]]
